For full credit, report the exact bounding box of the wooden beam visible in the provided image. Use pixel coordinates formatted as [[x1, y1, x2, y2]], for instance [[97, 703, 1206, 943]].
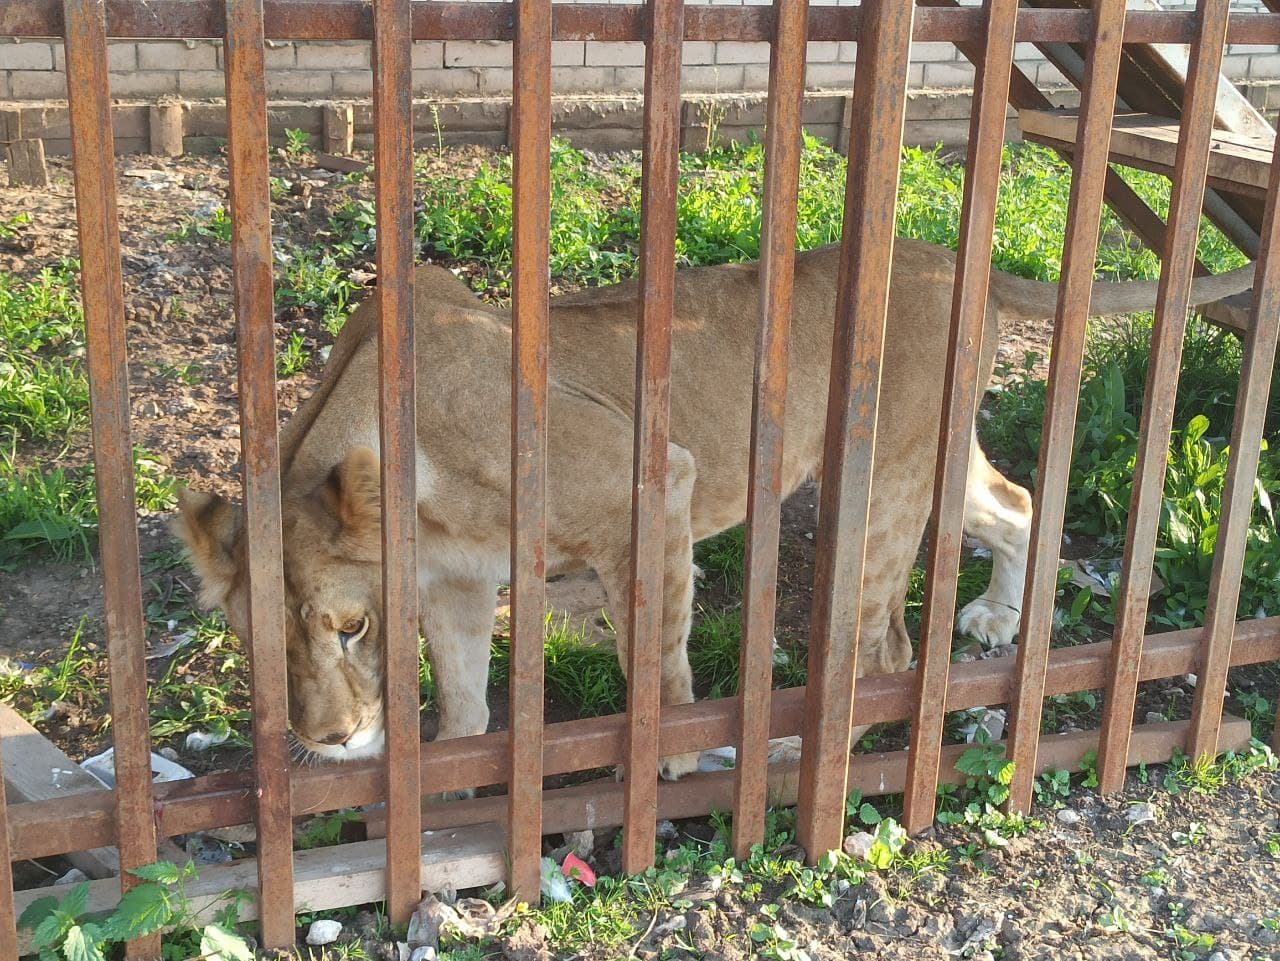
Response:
[[1, 705, 121, 879], [12, 822, 504, 955]]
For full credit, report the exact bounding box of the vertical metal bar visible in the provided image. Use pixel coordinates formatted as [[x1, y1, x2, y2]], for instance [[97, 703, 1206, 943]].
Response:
[[621, 0, 684, 877], [1004, 0, 1128, 814], [61, 1, 160, 956], [372, 0, 421, 925], [508, 0, 552, 904], [794, 0, 914, 862], [0, 747, 16, 960], [1186, 144, 1279, 762], [732, 0, 808, 861], [223, 0, 295, 946], [902, 0, 1018, 835], [1096, 0, 1232, 794]]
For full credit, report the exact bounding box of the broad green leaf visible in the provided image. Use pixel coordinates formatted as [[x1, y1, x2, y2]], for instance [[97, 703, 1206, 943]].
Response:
[[18, 896, 59, 933], [32, 910, 74, 951], [101, 884, 172, 942], [62, 924, 106, 961], [857, 803, 881, 827], [129, 861, 184, 885], [200, 923, 254, 961], [60, 881, 90, 920]]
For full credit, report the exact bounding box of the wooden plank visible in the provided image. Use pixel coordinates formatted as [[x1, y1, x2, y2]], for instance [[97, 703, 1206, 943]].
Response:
[[0, 705, 119, 878], [13, 823, 505, 957], [1019, 109, 1273, 197], [1187, 136, 1280, 762]]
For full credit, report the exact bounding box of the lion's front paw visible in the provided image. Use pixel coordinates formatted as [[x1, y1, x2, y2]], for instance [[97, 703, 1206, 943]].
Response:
[[767, 736, 802, 765], [659, 751, 699, 781], [957, 596, 1020, 648]]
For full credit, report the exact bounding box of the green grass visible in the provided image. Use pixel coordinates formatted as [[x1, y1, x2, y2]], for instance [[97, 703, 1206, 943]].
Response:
[[0, 262, 87, 445]]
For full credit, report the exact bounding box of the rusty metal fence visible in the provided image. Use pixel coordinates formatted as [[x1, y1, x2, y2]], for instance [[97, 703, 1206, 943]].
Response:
[[3, 0, 1280, 956]]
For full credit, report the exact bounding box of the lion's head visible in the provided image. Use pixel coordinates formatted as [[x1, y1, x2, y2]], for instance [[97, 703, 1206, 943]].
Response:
[[171, 446, 393, 761]]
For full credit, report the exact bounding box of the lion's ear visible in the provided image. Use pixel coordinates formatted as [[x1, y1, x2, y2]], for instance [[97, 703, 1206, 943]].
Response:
[[170, 488, 241, 608], [322, 446, 382, 537]]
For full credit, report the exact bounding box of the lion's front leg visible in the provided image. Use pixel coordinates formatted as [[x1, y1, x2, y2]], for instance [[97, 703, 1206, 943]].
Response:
[[597, 445, 700, 782], [421, 574, 496, 800]]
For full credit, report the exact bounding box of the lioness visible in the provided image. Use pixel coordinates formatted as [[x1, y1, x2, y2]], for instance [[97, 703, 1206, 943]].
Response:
[[173, 240, 1254, 779]]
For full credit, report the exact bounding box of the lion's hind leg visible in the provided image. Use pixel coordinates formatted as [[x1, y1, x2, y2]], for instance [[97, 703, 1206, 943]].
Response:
[[956, 432, 1033, 649]]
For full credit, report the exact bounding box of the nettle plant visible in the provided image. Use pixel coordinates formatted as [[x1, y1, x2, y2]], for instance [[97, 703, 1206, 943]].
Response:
[[20, 862, 252, 961]]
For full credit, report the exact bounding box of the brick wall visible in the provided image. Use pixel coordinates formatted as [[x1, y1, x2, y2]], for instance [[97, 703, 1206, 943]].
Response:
[[3, 0, 1279, 103]]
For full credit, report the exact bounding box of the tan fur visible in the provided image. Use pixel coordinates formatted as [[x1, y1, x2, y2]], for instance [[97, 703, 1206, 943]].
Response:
[[172, 241, 1255, 775]]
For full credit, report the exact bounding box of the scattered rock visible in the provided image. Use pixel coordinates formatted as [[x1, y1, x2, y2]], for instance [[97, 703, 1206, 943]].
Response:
[[655, 820, 679, 841], [54, 867, 88, 886], [306, 919, 343, 946], [1056, 809, 1081, 825], [843, 832, 875, 860]]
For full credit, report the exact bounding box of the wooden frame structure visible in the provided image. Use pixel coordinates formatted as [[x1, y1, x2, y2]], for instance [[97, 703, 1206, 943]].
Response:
[[3, 1, 1280, 956]]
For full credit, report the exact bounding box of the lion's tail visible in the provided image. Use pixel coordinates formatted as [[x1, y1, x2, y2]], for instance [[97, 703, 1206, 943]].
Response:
[[988, 262, 1256, 322]]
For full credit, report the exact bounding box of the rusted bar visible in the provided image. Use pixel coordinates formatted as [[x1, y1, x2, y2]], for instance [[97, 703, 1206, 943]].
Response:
[[401, 715, 1249, 837], [371, 0, 421, 926], [902, 0, 1018, 835], [1187, 146, 1279, 761], [1003, 0, 1128, 815], [222, 0, 294, 947], [0, 746, 16, 960], [10, 616, 1280, 862], [1096, 0, 1232, 795], [61, 1, 160, 957], [621, 0, 684, 878], [6, 2, 1280, 45], [795, 0, 914, 864], [731, 0, 808, 862], [507, 0, 552, 905]]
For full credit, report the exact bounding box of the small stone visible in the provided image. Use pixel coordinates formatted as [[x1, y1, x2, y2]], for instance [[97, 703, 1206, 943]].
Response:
[[567, 829, 594, 859], [55, 868, 89, 886], [409, 948, 436, 961], [159, 747, 182, 763], [843, 832, 875, 860], [1145, 711, 1166, 725], [1125, 802, 1156, 825], [1056, 809, 1081, 825], [655, 820, 678, 841], [306, 919, 343, 946], [1184, 673, 1198, 687]]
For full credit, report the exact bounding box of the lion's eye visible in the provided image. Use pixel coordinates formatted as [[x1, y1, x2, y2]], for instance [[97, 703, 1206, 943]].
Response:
[[337, 617, 368, 652]]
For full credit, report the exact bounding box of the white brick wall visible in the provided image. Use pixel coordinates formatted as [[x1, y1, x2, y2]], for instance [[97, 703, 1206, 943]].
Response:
[[3, 14, 1280, 104]]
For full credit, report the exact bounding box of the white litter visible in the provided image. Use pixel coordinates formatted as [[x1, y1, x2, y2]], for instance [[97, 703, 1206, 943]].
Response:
[[539, 857, 573, 903], [185, 728, 231, 752], [81, 748, 193, 789], [959, 707, 1006, 743], [698, 745, 737, 773]]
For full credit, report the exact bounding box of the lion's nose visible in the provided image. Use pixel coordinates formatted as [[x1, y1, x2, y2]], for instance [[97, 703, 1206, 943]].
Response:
[[319, 730, 352, 746]]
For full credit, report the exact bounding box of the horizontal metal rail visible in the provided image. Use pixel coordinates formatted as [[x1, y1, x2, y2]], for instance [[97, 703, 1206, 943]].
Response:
[[7, 618, 1280, 863], [4, 2, 1280, 44]]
